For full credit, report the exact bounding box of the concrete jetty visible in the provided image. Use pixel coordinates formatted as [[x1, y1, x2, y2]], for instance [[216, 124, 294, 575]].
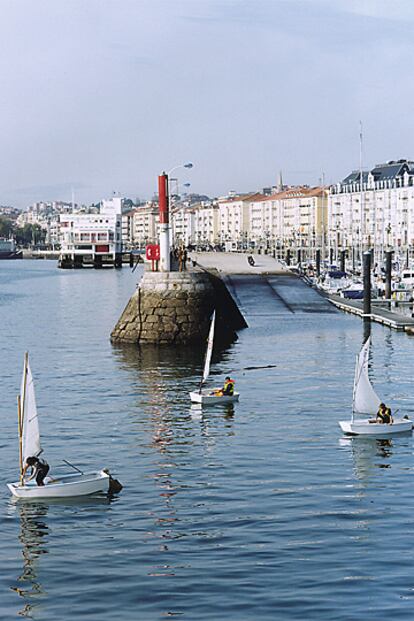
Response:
[[190, 252, 287, 275], [111, 267, 246, 345]]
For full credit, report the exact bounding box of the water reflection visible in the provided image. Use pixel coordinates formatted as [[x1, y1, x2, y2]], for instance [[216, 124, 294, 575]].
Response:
[[363, 318, 371, 343], [190, 402, 235, 420], [340, 436, 396, 481], [112, 341, 233, 381], [112, 343, 200, 375], [10, 496, 112, 618], [11, 502, 49, 618]]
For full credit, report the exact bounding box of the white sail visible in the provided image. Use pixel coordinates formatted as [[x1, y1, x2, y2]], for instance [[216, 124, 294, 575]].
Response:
[[20, 356, 41, 464], [353, 337, 381, 415], [201, 311, 216, 385]]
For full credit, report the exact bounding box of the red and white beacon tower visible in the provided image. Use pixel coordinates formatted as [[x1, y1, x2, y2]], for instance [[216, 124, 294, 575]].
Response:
[[158, 172, 170, 272]]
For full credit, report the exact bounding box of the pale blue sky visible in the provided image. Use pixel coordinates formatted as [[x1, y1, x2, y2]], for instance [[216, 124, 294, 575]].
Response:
[[2, 0, 414, 206]]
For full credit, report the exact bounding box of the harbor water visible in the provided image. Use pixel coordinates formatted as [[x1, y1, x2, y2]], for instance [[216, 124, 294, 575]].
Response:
[[2, 261, 414, 620]]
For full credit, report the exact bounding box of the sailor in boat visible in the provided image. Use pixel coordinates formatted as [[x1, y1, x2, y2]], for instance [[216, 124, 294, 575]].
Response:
[[212, 376, 235, 397], [22, 456, 50, 486], [370, 403, 393, 425], [381, 406, 393, 424]]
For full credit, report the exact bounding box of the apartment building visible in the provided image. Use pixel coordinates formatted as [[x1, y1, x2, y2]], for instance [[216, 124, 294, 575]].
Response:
[[130, 202, 160, 247], [218, 193, 263, 246], [248, 187, 327, 250], [329, 159, 414, 254]]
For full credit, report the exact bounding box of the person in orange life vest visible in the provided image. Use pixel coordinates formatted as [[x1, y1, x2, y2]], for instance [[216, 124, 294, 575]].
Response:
[[212, 376, 235, 397], [222, 376, 235, 396]]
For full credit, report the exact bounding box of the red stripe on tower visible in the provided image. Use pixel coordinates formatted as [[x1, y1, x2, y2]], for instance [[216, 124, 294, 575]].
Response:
[[158, 174, 168, 225]]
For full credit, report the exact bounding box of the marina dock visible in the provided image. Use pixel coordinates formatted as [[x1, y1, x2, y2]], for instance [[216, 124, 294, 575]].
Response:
[[328, 294, 414, 331]]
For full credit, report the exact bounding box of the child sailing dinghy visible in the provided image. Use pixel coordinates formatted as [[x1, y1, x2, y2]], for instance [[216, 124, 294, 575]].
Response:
[[189, 311, 239, 405], [339, 338, 413, 436], [7, 353, 111, 499]]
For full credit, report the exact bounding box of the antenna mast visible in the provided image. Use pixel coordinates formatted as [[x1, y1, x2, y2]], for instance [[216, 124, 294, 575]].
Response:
[[359, 121, 364, 265]]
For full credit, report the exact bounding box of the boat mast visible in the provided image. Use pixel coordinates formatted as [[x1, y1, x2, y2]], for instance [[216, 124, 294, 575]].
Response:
[[19, 352, 29, 481], [351, 353, 359, 423], [359, 121, 364, 266], [17, 395, 23, 479], [199, 311, 215, 393]]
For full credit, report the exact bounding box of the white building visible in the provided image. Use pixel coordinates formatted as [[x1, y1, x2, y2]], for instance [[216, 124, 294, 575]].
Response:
[[190, 203, 219, 247], [329, 159, 414, 261], [218, 193, 263, 248], [45, 214, 61, 248], [130, 202, 160, 248], [59, 198, 123, 267], [248, 187, 327, 252], [249, 195, 278, 248], [278, 187, 327, 251], [171, 204, 194, 247], [122, 210, 135, 249]]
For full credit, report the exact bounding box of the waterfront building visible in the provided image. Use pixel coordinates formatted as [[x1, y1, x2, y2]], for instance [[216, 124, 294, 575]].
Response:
[[218, 193, 263, 248], [45, 214, 61, 248], [249, 195, 280, 249], [58, 197, 123, 267], [190, 202, 219, 247], [329, 159, 414, 262], [121, 210, 135, 249], [130, 202, 160, 248], [171, 204, 194, 247], [248, 187, 327, 255], [278, 186, 327, 254]]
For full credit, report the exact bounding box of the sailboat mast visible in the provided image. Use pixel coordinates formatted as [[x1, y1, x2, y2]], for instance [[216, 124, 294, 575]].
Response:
[[19, 352, 29, 477], [17, 395, 23, 478], [359, 121, 364, 265], [199, 311, 215, 393], [351, 353, 359, 423]]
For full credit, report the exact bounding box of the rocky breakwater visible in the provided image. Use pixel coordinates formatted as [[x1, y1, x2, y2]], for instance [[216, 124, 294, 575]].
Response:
[[111, 269, 246, 345]]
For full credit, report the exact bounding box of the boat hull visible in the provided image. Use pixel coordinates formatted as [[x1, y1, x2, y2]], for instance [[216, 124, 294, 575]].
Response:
[[0, 251, 22, 259], [7, 470, 110, 499], [339, 418, 413, 436], [189, 389, 240, 405]]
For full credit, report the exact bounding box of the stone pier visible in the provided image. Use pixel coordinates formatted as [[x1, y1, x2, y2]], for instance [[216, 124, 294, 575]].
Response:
[[111, 269, 246, 345]]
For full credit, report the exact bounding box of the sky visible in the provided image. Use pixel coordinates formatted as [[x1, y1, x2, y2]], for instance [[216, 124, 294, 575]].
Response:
[[2, 0, 414, 207]]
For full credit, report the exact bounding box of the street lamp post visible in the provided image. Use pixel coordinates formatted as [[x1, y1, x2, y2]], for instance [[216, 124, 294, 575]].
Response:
[[158, 162, 193, 272]]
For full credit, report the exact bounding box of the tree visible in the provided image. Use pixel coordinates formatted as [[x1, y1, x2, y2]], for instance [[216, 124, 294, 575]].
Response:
[[0, 216, 14, 238], [14, 223, 46, 246]]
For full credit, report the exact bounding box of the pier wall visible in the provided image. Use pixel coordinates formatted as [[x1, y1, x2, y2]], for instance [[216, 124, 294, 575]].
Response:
[[111, 270, 246, 345]]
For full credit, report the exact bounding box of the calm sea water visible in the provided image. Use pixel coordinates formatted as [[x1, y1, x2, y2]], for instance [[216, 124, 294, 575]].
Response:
[[2, 260, 414, 620]]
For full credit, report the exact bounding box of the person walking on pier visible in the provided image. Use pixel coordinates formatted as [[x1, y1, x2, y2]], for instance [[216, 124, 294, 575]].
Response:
[[178, 246, 188, 272]]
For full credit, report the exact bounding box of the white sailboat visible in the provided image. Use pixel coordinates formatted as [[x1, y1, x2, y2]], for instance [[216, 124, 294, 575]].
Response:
[[189, 311, 239, 405], [7, 353, 111, 499], [339, 338, 413, 436]]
